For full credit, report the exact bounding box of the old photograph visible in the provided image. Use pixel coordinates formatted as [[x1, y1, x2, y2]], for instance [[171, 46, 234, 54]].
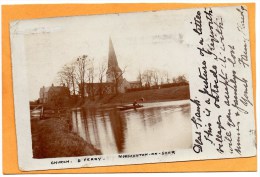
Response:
[[10, 5, 256, 171], [26, 11, 192, 158]]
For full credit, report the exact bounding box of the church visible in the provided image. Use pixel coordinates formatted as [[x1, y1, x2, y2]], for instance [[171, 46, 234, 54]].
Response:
[[84, 38, 141, 97]]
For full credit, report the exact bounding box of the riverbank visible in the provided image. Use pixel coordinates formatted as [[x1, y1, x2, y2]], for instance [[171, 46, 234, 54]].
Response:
[[31, 116, 101, 158], [83, 85, 190, 108]]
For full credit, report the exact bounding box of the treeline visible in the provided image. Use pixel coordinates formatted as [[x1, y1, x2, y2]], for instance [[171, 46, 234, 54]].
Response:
[[56, 55, 92, 98], [56, 54, 188, 99], [136, 69, 188, 87], [56, 54, 125, 100]]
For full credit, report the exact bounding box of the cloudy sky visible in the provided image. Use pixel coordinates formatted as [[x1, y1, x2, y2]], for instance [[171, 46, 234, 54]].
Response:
[[16, 9, 194, 100]]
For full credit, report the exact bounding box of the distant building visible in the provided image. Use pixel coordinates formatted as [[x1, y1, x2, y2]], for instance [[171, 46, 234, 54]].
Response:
[[39, 84, 70, 107], [84, 37, 142, 96], [39, 86, 51, 103]]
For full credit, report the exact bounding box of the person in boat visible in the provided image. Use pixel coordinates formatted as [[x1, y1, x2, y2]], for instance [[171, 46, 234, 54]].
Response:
[[133, 97, 145, 107], [133, 100, 138, 107]]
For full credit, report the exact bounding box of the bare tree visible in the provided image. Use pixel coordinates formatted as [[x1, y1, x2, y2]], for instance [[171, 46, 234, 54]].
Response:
[[56, 71, 66, 86], [159, 70, 170, 84], [56, 63, 77, 95], [64, 64, 76, 95], [165, 71, 170, 83], [69, 64, 77, 95], [98, 59, 107, 97], [159, 71, 164, 85], [87, 59, 95, 100], [151, 69, 159, 86], [142, 69, 153, 88], [57, 69, 70, 88], [172, 77, 177, 83], [137, 70, 143, 87], [75, 55, 90, 99]]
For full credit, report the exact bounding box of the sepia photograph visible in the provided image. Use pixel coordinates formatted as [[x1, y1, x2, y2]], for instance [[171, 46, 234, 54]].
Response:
[[9, 4, 256, 171], [25, 11, 192, 158]]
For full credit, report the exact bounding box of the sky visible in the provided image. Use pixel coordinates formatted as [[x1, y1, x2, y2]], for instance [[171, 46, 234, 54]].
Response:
[[17, 9, 194, 100]]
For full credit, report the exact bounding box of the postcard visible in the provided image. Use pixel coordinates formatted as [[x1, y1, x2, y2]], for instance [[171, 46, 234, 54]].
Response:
[[9, 5, 256, 171]]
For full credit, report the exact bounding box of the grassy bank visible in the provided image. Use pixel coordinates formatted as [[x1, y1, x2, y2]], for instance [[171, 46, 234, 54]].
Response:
[[110, 85, 190, 104], [83, 85, 190, 107], [31, 117, 101, 158]]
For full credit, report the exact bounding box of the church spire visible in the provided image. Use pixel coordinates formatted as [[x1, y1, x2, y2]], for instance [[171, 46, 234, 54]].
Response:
[[108, 37, 121, 71], [106, 37, 122, 82]]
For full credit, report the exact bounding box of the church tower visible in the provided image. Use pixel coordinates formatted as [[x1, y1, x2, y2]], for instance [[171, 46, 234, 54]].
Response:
[[106, 37, 123, 83]]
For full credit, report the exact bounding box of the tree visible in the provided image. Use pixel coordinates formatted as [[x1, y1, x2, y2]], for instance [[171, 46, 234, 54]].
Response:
[[56, 71, 66, 86], [75, 55, 90, 99], [151, 69, 159, 86], [176, 74, 188, 83], [172, 77, 177, 83], [142, 69, 153, 88], [87, 59, 95, 100], [56, 63, 76, 95], [167, 73, 170, 83], [98, 59, 107, 97], [137, 70, 143, 87], [159, 70, 170, 84], [64, 64, 76, 95]]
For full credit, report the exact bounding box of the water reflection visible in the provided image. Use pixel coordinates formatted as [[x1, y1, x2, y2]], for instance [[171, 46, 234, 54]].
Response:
[[71, 100, 192, 155]]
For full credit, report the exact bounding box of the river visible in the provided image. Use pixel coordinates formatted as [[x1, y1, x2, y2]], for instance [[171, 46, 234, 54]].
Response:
[[71, 100, 192, 155]]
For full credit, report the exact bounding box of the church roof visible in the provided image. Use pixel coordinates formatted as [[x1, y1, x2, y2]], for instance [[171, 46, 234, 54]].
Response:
[[107, 37, 122, 73]]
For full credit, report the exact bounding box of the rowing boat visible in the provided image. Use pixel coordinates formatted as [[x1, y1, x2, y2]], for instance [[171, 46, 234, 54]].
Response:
[[117, 104, 143, 111]]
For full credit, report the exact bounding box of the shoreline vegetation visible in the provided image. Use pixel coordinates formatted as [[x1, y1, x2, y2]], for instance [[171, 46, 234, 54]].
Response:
[[31, 116, 101, 158], [31, 85, 190, 158]]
